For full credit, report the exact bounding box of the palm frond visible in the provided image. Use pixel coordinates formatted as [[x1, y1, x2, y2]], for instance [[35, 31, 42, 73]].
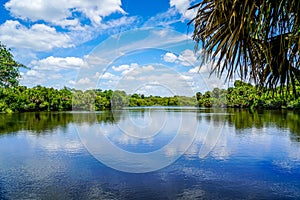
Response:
[[189, 0, 300, 95]]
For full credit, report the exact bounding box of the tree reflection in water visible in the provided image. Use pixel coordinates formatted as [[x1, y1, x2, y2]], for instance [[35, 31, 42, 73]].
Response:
[[1, 109, 300, 143]]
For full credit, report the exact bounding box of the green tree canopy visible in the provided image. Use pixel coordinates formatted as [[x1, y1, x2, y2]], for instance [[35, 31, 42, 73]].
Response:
[[189, 0, 300, 94], [0, 42, 25, 87]]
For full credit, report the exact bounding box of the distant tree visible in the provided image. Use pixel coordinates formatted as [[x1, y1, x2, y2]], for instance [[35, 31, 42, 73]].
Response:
[[189, 1, 300, 94], [0, 42, 25, 87], [111, 90, 128, 108], [196, 92, 202, 101]]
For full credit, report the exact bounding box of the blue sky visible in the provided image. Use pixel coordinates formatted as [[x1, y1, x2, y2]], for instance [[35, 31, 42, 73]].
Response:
[[0, 0, 228, 96]]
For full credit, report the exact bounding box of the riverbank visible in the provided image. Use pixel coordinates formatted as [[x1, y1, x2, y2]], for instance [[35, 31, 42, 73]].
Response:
[[1, 81, 300, 113]]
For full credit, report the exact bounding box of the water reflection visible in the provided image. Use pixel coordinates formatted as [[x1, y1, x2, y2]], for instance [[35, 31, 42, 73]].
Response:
[[1, 109, 300, 138], [0, 108, 300, 198], [197, 108, 300, 142], [74, 108, 201, 173], [1, 108, 300, 163], [0, 111, 116, 135]]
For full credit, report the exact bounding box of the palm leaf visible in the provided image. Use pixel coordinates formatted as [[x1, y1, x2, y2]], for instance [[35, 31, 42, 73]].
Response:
[[189, 0, 300, 95]]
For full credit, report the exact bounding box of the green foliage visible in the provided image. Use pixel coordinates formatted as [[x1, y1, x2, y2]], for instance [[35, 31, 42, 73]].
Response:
[[111, 90, 128, 108], [0, 86, 198, 113], [196, 80, 300, 109], [5, 80, 300, 112], [0, 42, 25, 87], [127, 94, 197, 107], [189, 0, 300, 93]]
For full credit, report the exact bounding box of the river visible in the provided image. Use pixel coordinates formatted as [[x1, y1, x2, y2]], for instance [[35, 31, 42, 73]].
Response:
[[0, 108, 300, 199]]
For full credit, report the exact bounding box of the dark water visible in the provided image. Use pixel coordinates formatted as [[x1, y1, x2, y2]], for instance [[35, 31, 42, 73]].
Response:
[[0, 108, 300, 199]]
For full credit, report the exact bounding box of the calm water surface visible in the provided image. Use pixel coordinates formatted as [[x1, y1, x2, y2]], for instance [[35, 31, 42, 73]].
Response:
[[0, 108, 300, 199]]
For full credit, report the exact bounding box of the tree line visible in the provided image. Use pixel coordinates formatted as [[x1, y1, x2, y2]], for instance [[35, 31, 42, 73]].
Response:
[[1, 80, 300, 113], [197, 80, 300, 109], [0, 85, 197, 113], [1, 0, 300, 114]]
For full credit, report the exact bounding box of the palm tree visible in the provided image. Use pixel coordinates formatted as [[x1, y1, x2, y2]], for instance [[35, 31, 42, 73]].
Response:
[[189, 0, 300, 94]]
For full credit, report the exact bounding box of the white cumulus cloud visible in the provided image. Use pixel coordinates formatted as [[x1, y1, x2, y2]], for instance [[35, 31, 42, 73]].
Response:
[[30, 56, 84, 71], [163, 52, 178, 63], [163, 49, 199, 66], [111, 63, 154, 76], [26, 70, 44, 77], [142, 65, 155, 71], [178, 49, 198, 66], [5, 0, 125, 27], [112, 64, 131, 72], [0, 20, 73, 51], [169, 0, 197, 20], [112, 63, 139, 74], [20, 56, 85, 88], [78, 77, 92, 85], [100, 72, 119, 80]]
